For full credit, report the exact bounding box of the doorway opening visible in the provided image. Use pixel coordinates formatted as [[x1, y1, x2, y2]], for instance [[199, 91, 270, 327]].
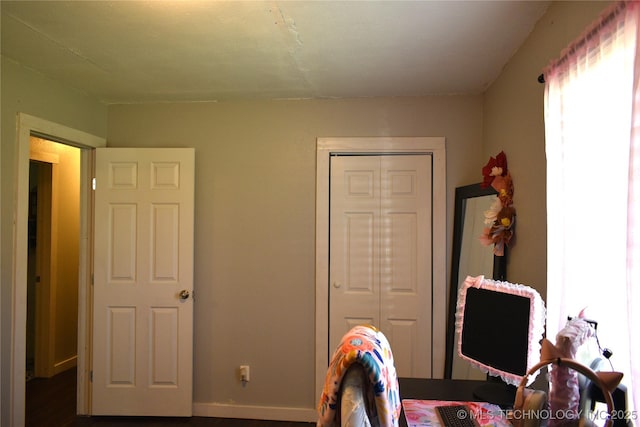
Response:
[[26, 137, 81, 423], [12, 113, 106, 427]]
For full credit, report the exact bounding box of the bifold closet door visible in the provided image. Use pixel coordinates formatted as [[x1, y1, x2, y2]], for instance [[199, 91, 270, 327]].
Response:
[[329, 154, 433, 377]]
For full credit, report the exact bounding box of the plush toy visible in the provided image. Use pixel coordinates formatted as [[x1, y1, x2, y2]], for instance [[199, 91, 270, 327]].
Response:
[[549, 316, 596, 427], [512, 338, 623, 427]]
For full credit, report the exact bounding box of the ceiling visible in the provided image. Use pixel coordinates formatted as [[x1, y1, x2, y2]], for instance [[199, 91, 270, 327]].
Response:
[[1, 1, 550, 104]]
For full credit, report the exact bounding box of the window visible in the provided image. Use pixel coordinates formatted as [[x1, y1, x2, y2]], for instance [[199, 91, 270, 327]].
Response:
[[544, 1, 639, 414]]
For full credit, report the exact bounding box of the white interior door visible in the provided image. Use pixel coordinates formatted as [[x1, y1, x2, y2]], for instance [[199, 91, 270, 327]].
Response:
[[329, 154, 433, 377], [92, 147, 194, 416], [329, 156, 381, 343]]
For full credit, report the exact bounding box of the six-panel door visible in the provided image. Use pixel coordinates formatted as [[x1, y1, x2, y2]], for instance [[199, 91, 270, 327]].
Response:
[[329, 154, 433, 378], [92, 148, 194, 416]]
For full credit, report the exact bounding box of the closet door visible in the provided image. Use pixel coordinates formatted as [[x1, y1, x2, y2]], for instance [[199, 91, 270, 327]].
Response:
[[329, 154, 432, 377], [329, 156, 381, 347]]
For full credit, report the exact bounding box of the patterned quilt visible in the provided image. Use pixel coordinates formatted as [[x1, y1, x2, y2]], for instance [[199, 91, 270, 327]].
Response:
[[317, 325, 401, 427]]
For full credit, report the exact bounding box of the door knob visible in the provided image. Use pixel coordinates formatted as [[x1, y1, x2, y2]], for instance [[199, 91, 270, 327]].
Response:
[[179, 289, 190, 300], [333, 282, 341, 288]]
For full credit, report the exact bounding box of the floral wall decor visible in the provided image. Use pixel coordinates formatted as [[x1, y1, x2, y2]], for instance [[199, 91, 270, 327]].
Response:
[[479, 151, 515, 256]]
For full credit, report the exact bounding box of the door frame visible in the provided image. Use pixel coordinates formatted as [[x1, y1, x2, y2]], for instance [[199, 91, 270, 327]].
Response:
[[314, 136, 447, 405], [12, 113, 105, 427]]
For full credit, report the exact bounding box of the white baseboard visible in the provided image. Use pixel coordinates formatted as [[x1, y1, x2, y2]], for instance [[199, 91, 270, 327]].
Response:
[[193, 402, 317, 423], [54, 355, 78, 375]]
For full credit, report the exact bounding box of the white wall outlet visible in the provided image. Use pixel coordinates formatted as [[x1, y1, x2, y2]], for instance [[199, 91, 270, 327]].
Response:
[[240, 365, 250, 383]]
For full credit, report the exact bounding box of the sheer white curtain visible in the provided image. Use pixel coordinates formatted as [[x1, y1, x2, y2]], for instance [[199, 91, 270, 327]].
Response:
[[545, 0, 639, 413]]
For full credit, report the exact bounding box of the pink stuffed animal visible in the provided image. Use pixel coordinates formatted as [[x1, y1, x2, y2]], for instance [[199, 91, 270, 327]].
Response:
[[549, 315, 596, 427]]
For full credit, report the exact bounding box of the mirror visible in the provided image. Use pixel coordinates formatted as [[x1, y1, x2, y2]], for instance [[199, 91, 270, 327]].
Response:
[[444, 183, 507, 379]]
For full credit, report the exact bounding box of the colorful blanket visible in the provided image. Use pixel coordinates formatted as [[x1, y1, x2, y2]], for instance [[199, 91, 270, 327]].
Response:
[[317, 325, 401, 427], [402, 399, 511, 427]]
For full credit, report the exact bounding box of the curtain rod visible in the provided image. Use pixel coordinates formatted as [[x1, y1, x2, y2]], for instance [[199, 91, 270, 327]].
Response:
[[537, 1, 628, 84]]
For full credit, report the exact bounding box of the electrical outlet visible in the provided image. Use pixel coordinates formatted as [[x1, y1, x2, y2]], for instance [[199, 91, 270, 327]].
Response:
[[240, 365, 250, 383]]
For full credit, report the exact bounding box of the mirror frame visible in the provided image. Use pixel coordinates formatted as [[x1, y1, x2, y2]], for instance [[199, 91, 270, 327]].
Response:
[[444, 183, 507, 378]]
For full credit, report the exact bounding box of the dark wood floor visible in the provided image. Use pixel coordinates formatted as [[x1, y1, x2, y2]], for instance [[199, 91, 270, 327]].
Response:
[[26, 368, 315, 427]]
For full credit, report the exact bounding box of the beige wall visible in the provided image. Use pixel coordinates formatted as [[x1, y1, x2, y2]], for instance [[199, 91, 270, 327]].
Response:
[[52, 143, 81, 368], [483, 0, 611, 299], [107, 96, 483, 410]]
